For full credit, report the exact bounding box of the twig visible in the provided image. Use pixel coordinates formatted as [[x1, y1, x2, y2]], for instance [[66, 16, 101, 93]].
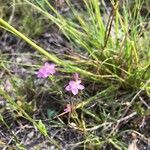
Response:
[[138, 95, 150, 109], [119, 79, 150, 120], [108, 112, 137, 137], [108, 79, 150, 137], [132, 130, 150, 145], [85, 122, 113, 131]]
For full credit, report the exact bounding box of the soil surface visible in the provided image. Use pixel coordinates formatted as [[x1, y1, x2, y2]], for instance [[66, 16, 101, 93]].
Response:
[[0, 1, 150, 149]]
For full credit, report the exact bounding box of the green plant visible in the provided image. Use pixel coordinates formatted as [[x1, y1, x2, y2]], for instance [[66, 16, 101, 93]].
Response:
[[0, 0, 149, 149]]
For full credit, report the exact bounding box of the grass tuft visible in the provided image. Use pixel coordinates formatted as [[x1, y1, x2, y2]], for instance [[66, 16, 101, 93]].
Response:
[[0, 0, 149, 149]]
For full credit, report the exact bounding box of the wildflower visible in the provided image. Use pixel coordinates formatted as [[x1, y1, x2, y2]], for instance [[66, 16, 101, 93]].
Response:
[[65, 80, 84, 95], [64, 104, 71, 113], [72, 73, 79, 81], [37, 62, 56, 78]]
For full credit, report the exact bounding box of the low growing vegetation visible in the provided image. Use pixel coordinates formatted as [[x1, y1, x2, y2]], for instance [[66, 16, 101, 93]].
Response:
[[0, 0, 150, 149]]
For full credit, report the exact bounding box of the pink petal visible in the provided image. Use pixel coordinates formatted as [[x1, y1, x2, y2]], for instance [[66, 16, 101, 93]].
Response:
[[37, 72, 42, 78], [48, 68, 56, 75], [64, 108, 69, 112], [73, 73, 79, 81], [64, 104, 71, 112], [69, 80, 76, 86], [76, 80, 81, 84], [50, 63, 56, 67], [65, 85, 70, 91], [44, 62, 55, 67], [71, 88, 78, 95], [77, 85, 84, 90], [47, 65, 56, 75], [37, 69, 48, 78], [44, 62, 50, 66]]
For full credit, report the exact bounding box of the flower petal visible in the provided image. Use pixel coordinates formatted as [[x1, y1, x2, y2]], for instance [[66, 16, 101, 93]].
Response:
[[65, 85, 70, 91], [69, 80, 76, 86], [37, 62, 56, 78], [71, 87, 78, 95], [47, 64, 56, 75], [48, 68, 56, 75], [77, 84, 84, 90], [37, 68, 49, 78], [76, 80, 81, 84], [44, 62, 50, 66], [64, 104, 71, 112]]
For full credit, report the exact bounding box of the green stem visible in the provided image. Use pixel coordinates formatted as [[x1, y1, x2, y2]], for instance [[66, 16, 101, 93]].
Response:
[[0, 18, 119, 82], [0, 18, 61, 65], [0, 88, 61, 149]]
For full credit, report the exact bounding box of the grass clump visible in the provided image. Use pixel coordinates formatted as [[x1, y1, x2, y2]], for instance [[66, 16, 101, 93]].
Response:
[[0, 0, 150, 149]]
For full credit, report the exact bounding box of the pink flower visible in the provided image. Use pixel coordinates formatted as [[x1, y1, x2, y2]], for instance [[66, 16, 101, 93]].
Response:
[[65, 80, 84, 95], [37, 62, 56, 78], [73, 73, 79, 81], [64, 104, 71, 113]]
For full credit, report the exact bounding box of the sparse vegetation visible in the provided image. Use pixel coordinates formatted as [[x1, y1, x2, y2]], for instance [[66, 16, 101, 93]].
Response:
[[0, 0, 150, 149]]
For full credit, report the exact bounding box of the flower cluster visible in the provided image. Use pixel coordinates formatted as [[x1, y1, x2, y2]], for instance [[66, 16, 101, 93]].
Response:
[[37, 62, 84, 95], [37, 63, 85, 113], [37, 62, 56, 78]]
